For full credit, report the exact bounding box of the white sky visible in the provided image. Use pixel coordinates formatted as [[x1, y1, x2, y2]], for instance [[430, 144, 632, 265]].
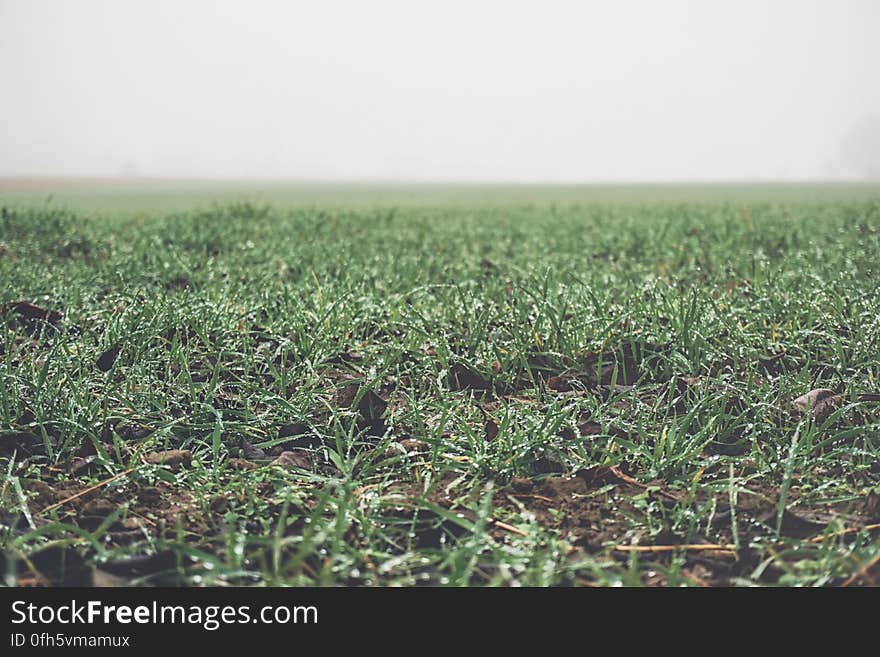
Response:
[[1, 0, 878, 181]]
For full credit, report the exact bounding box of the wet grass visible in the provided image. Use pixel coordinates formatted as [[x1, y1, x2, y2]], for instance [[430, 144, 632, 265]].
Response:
[[1, 198, 879, 586]]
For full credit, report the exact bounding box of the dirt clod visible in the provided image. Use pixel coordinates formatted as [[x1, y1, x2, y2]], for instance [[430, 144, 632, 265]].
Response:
[[227, 457, 258, 470], [240, 438, 266, 460], [278, 422, 309, 439], [145, 449, 192, 470], [0, 431, 53, 456], [271, 450, 312, 469], [80, 498, 118, 517]]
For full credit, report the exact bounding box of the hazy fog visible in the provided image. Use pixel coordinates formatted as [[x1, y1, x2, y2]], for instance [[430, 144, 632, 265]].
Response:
[[1, 0, 878, 181]]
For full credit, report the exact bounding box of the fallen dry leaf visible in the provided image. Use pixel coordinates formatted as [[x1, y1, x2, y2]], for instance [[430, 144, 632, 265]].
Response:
[[547, 374, 575, 392], [448, 363, 493, 391], [2, 300, 62, 324], [68, 455, 100, 476], [577, 421, 630, 439], [791, 389, 843, 422], [96, 344, 121, 372], [399, 438, 429, 453]]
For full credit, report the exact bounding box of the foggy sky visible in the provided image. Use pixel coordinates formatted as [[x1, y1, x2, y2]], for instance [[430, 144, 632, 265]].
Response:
[[1, 0, 879, 181]]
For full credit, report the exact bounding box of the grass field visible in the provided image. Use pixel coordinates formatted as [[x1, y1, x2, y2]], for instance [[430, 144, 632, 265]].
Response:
[[2, 187, 880, 586]]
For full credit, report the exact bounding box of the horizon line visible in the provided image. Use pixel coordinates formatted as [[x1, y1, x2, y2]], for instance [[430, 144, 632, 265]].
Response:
[[2, 176, 880, 189]]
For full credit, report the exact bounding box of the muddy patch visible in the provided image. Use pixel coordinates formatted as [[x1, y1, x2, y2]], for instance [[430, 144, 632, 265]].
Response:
[[495, 467, 644, 550], [7, 477, 206, 585]]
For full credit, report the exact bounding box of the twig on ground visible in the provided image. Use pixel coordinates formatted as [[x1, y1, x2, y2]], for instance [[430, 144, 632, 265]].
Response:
[[614, 543, 736, 554], [511, 493, 554, 503], [488, 518, 528, 537], [809, 522, 880, 543], [39, 468, 135, 515], [609, 466, 681, 502], [841, 552, 880, 587]]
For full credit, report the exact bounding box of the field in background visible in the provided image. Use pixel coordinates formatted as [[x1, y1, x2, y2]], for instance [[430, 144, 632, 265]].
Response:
[[1, 189, 880, 587], [3, 179, 880, 213]]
